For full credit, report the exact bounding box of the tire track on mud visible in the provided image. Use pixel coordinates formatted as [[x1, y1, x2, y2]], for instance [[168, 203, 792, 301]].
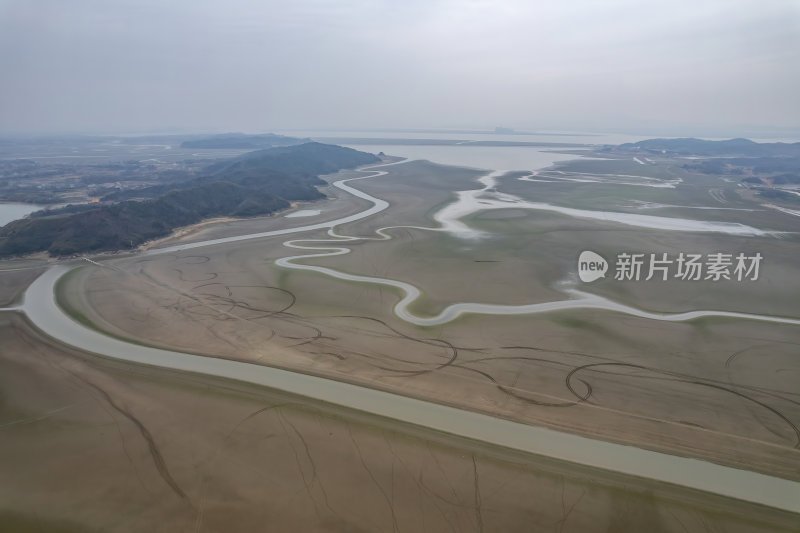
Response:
[[77, 377, 190, 501]]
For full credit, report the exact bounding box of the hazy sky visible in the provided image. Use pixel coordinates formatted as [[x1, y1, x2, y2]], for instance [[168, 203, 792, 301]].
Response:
[[1, 0, 798, 135]]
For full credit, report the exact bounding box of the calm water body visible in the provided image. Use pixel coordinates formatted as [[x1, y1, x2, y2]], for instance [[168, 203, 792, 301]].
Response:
[[0, 203, 41, 227], [297, 129, 800, 172], [342, 143, 579, 171], [302, 129, 632, 171]]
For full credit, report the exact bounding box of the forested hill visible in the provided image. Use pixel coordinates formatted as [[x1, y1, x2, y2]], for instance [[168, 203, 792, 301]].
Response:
[[0, 143, 380, 257], [103, 142, 379, 202], [208, 142, 382, 175]]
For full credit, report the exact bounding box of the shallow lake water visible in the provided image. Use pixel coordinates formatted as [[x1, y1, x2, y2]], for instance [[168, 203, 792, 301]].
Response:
[[0, 203, 41, 227]]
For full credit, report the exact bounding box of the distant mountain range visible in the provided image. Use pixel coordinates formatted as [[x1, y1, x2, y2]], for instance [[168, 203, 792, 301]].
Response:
[[179, 133, 308, 149], [0, 143, 379, 257], [611, 138, 800, 157]]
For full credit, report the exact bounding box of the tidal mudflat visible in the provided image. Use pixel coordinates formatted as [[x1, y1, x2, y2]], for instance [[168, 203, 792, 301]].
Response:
[[1, 313, 798, 532], [2, 139, 797, 532], [52, 156, 800, 491]]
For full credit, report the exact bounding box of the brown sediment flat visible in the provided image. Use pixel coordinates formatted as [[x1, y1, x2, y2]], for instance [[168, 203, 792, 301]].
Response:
[[0, 314, 797, 532], [140, 216, 241, 250], [0, 264, 48, 306], [141, 166, 377, 250], [56, 159, 800, 484]]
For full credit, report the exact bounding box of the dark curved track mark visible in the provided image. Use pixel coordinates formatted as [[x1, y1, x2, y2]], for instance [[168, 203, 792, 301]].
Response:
[[567, 362, 800, 448], [504, 345, 800, 406], [328, 315, 461, 373], [172, 268, 218, 283], [281, 324, 335, 347], [310, 351, 346, 361], [225, 285, 298, 317], [80, 379, 190, 501], [447, 363, 590, 407], [178, 255, 210, 264], [725, 344, 771, 368], [188, 284, 297, 319]]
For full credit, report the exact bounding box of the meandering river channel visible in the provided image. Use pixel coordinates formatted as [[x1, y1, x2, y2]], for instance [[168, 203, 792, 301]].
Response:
[[8, 158, 800, 512]]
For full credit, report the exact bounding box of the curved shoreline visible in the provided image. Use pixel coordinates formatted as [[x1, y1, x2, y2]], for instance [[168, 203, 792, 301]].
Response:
[[273, 165, 796, 327], [15, 265, 800, 514], [278, 245, 800, 327], [9, 158, 800, 513], [138, 159, 401, 256]]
